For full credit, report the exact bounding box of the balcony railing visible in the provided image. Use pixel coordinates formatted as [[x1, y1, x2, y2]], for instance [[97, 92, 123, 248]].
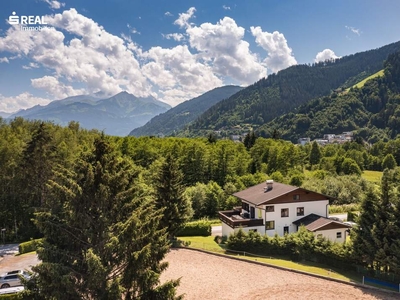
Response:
[[219, 209, 264, 229]]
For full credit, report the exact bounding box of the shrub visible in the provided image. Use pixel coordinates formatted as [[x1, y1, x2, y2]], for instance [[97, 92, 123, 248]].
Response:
[[19, 238, 43, 254], [0, 293, 23, 299], [176, 220, 212, 237]]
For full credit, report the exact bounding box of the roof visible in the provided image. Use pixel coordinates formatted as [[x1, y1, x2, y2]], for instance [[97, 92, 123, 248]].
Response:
[[293, 214, 351, 232], [233, 181, 332, 206]]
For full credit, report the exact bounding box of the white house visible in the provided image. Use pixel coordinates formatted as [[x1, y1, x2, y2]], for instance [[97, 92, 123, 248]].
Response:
[[219, 180, 350, 243]]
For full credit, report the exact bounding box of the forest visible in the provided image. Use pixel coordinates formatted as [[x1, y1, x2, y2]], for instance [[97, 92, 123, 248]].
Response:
[[1, 116, 400, 297]]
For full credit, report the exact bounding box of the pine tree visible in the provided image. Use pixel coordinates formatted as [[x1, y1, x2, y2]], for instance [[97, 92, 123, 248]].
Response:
[[155, 154, 193, 238], [309, 141, 322, 166], [26, 137, 181, 300]]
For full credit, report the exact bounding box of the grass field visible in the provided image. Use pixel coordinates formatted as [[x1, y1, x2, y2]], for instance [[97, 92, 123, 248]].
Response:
[[346, 69, 384, 91], [178, 236, 360, 283], [362, 170, 383, 185]]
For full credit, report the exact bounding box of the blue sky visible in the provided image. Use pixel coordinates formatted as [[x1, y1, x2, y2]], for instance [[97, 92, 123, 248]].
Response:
[[1, 0, 400, 113]]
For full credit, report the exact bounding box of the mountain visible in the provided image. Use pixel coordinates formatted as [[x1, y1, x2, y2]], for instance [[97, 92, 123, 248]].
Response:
[[129, 85, 243, 137], [0, 112, 12, 118], [260, 51, 400, 143], [186, 41, 400, 136], [9, 92, 171, 136]]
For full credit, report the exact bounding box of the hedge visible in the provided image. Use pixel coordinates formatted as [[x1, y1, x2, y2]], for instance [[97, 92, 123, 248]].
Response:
[[176, 220, 212, 237], [0, 293, 22, 300], [19, 238, 43, 254]]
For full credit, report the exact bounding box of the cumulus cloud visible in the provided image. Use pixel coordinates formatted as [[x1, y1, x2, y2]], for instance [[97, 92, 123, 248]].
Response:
[[187, 17, 267, 83], [345, 25, 361, 36], [250, 26, 297, 73], [43, 0, 65, 10], [0, 92, 51, 113], [165, 11, 173, 17], [314, 49, 340, 63], [162, 33, 185, 41], [0, 57, 9, 63], [31, 76, 86, 99], [174, 7, 196, 28]]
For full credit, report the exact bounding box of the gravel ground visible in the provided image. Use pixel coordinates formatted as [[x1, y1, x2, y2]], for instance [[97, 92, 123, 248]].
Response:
[[1, 248, 398, 299], [160, 248, 398, 300]]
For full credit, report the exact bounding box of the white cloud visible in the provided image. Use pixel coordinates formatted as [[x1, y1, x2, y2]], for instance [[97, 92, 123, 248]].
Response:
[[174, 7, 196, 28], [223, 5, 231, 10], [43, 0, 65, 10], [314, 49, 340, 63], [250, 26, 297, 73], [22, 62, 40, 69], [162, 33, 185, 41], [345, 25, 361, 36], [165, 11, 173, 17], [187, 17, 267, 84], [0, 57, 9, 63], [31, 76, 86, 99], [127, 23, 140, 34], [0, 92, 51, 113]]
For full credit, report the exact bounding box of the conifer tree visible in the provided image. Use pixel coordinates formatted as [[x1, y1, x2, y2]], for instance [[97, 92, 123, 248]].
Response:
[[309, 141, 322, 166], [26, 137, 181, 300], [155, 154, 193, 238]]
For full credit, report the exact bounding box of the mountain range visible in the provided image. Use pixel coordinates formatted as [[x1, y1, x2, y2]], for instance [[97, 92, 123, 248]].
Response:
[[185, 41, 400, 137], [7, 92, 171, 136], [129, 85, 243, 137]]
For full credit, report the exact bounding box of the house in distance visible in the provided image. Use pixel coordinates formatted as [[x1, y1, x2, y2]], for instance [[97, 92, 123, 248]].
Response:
[[219, 180, 351, 242]]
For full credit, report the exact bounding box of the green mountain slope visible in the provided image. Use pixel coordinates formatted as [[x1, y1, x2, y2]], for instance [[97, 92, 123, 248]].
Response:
[[261, 51, 400, 143], [10, 92, 171, 136], [129, 85, 242, 137], [187, 41, 400, 135]]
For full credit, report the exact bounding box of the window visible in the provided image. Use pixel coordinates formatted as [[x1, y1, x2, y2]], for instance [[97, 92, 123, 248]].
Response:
[[336, 232, 342, 239], [250, 206, 255, 219], [281, 208, 289, 217], [242, 202, 249, 212], [293, 194, 300, 200], [296, 207, 304, 216], [265, 205, 274, 212], [265, 221, 275, 230]]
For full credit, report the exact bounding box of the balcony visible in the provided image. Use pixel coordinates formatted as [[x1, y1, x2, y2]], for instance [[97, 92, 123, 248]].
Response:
[[218, 209, 264, 229]]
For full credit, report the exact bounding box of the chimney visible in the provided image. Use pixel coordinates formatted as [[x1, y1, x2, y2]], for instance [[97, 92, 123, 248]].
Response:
[[264, 179, 274, 192]]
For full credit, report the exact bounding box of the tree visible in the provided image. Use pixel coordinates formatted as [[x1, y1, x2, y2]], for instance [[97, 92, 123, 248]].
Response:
[[155, 154, 193, 238], [27, 137, 181, 300], [309, 141, 322, 166], [382, 153, 397, 170], [243, 131, 257, 150]]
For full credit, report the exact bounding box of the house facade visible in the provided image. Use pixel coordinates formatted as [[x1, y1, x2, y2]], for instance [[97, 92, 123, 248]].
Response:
[[219, 180, 350, 242]]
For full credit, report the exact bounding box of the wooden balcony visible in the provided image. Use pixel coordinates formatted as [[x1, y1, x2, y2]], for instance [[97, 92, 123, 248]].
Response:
[[219, 209, 264, 229]]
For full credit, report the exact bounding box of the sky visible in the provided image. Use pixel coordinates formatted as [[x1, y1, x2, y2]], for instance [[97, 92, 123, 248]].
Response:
[[0, 0, 400, 113]]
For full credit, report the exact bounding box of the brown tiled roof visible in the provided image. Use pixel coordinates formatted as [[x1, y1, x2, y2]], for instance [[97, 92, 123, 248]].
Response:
[[232, 181, 300, 205], [293, 214, 351, 232]]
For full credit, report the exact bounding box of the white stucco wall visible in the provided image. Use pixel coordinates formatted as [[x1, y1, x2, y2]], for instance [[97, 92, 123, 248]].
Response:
[[263, 200, 329, 237], [221, 222, 265, 237], [314, 228, 348, 243]]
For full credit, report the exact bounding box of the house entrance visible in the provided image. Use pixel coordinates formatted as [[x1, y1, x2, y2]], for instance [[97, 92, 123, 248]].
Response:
[[283, 226, 289, 235]]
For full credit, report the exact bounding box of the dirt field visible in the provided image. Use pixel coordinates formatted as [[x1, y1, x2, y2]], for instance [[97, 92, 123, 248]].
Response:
[[160, 249, 398, 300], [1, 248, 398, 299]]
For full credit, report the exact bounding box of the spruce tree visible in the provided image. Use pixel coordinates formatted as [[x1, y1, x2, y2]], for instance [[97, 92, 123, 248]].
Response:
[[309, 141, 322, 166], [155, 154, 193, 238], [26, 137, 181, 300]]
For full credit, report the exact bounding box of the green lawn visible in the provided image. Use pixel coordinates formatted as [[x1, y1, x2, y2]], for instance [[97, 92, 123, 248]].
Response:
[[346, 70, 384, 91], [362, 170, 383, 185], [178, 236, 361, 283]]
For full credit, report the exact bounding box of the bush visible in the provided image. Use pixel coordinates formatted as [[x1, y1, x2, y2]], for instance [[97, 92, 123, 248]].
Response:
[[0, 293, 23, 299], [176, 220, 212, 237], [19, 238, 43, 254]]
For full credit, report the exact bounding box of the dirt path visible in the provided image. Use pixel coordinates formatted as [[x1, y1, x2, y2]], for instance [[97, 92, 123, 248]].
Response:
[[160, 249, 398, 300]]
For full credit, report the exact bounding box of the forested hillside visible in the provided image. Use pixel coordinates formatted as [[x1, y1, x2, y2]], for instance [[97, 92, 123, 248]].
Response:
[[262, 51, 400, 143], [129, 85, 242, 137], [187, 41, 400, 134]]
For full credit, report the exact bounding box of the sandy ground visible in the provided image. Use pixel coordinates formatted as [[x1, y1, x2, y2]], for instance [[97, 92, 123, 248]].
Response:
[[1, 247, 398, 299], [160, 249, 398, 300]]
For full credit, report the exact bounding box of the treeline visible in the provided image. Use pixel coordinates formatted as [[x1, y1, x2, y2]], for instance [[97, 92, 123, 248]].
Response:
[[188, 41, 400, 133], [1, 117, 400, 242], [262, 51, 400, 143]]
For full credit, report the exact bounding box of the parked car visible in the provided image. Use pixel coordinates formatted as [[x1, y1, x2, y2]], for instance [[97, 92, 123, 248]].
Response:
[[0, 270, 31, 289]]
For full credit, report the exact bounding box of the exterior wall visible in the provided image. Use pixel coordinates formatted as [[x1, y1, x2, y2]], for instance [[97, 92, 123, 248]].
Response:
[[221, 222, 264, 237], [314, 228, 348, 243], [263, 200, 329, 237]]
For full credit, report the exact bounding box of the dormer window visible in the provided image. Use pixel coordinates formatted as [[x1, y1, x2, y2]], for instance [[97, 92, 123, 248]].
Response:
[[293, 194, 300, 200]]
